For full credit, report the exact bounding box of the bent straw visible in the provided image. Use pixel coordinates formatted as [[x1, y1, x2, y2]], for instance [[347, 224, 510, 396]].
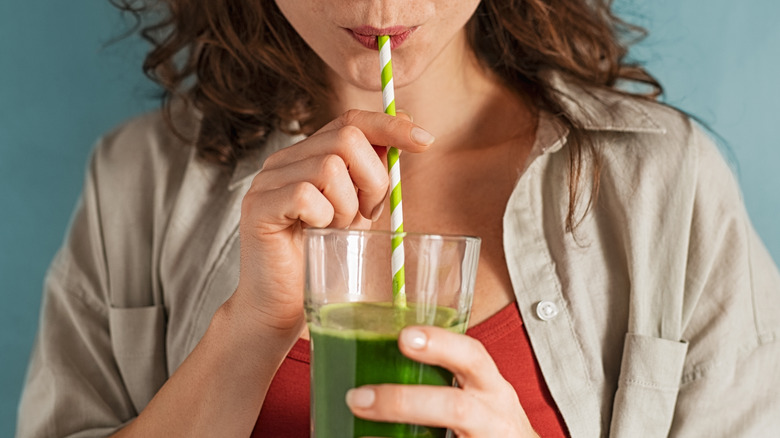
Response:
[[378, 35, 406, 308]]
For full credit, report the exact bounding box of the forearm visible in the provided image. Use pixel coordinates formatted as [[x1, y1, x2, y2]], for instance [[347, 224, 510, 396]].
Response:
[[112, 295, 302, 437]]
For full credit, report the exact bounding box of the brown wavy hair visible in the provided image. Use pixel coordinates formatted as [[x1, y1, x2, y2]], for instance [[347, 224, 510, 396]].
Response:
[[111, 0, 662, 231]]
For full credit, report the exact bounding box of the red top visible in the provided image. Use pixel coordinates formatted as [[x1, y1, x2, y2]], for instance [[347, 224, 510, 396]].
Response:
[[252, 303, 569, 437]]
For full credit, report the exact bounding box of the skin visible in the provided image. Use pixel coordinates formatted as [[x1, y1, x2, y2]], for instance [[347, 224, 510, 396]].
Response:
[[115, 0, 540, 436]]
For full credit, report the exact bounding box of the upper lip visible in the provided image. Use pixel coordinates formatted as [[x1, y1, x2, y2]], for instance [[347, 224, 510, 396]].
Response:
[[349, 25, 412, 36]]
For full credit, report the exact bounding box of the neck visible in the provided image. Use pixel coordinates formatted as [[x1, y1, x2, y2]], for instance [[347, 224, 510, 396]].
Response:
[[320, 30, 534, 152]]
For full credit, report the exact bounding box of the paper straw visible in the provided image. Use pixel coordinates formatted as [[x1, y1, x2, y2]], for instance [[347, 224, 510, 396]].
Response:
[[378, 35, 406, 308]]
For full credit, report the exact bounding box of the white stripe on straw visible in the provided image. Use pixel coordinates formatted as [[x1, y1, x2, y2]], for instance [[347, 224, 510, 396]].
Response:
[[390, 200, 404, 233], [382, 78, 394, 110]]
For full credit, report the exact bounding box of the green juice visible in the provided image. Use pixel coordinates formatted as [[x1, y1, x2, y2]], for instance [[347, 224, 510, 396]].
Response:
[[310, 302, 465, 438]]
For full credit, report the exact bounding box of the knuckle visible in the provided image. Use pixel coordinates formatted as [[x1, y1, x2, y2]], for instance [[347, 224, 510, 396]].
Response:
[[387, 113, 406, 131], [456, 339, 494, 378], [338, 109, 362, 127], [336, 124, 365, 149], [448, 391, 473, 421], [240, 184, 264, 214], [499, 381, 519, 403], [386, 386, 411, 417], [239, 195, 253, 219], [320, 154, 345, 180], [291, 182, 316, 208], [465, 336, 490, 366], [498, 420, 517, 436], [261, 150, 283, 170], [249, 163, 267, 183]]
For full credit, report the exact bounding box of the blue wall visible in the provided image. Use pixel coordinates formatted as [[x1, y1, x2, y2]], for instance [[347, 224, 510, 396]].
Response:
[[620, 0, 780, 252], [1, 1, 778, 435], [0, 1, 157, 433]]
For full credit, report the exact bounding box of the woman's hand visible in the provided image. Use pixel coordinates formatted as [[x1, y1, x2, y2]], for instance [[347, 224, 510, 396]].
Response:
[[346, 326, 540, 437], [229, 110, 433, 338]]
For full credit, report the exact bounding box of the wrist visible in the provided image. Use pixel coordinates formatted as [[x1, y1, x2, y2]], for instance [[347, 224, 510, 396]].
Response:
[[215, 291, 305, 350]]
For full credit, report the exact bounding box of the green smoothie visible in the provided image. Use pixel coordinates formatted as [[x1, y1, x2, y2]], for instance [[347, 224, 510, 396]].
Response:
[[309, 302, 466, 438]]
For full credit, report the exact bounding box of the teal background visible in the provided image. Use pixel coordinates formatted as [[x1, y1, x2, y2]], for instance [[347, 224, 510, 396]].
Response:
[[1, 0, 778, 435]]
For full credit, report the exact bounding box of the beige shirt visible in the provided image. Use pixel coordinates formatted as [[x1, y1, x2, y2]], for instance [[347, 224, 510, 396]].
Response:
[[17, 79, 780, 437]]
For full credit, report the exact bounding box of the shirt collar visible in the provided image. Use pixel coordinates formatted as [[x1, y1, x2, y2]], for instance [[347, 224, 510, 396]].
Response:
[[533, 71, 668, 154], [547, 70, 668, 133]]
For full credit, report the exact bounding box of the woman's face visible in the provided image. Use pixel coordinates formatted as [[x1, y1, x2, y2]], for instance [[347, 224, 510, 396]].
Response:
[[274, 0, 481, 92]]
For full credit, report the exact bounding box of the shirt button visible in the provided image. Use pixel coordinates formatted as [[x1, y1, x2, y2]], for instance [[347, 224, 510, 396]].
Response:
[[535, 301, 559, 321]]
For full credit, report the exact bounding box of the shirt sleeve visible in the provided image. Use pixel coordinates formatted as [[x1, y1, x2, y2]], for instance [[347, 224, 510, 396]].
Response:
[[669, 126, 780, 436], [16, 140, 137, 437]]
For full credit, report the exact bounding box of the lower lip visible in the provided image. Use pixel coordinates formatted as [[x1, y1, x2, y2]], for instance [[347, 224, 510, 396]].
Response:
[[347, 28, 416, 50]]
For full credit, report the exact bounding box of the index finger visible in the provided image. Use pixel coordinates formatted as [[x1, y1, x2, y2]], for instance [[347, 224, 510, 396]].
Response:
[[317, 109, 434, 153]]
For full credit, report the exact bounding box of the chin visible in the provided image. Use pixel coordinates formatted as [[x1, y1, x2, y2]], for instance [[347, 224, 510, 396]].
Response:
[[350, 69, 386, 92]]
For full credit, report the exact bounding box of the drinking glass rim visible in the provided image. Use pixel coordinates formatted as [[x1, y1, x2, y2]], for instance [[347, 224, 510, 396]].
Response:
[[303, 227, 481, 244]]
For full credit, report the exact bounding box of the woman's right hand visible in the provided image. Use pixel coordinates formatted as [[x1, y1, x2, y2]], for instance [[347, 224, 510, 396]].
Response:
[[228, 109, 434, 339], [113, 112, 433, 438]]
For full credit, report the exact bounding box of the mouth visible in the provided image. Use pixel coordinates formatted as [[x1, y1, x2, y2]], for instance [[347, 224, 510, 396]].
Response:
[[346, 26, 417, 50]]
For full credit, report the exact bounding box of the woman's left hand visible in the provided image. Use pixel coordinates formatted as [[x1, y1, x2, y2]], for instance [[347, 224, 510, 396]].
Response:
[[345, 326, 540, 437]]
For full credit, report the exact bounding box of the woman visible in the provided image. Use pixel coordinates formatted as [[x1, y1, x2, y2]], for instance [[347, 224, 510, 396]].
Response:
[[17, 0, 780, 436]]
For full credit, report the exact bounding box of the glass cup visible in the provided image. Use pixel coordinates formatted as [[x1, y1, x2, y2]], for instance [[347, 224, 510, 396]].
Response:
[[304, 228, 481, 438]]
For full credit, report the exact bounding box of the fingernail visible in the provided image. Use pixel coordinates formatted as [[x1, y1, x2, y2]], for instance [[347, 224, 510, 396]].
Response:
[[411, 127, 435, 145], [400, 327, 427, 350], [371, 202, 384, 222], [346, 388, 375, 408]]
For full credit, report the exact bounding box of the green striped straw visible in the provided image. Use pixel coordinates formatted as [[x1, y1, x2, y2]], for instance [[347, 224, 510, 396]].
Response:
[[378, 35, 406, 308]]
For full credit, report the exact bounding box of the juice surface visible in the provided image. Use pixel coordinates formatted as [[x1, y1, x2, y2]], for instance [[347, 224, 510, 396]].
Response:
[[310, 302, 464, 438]]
